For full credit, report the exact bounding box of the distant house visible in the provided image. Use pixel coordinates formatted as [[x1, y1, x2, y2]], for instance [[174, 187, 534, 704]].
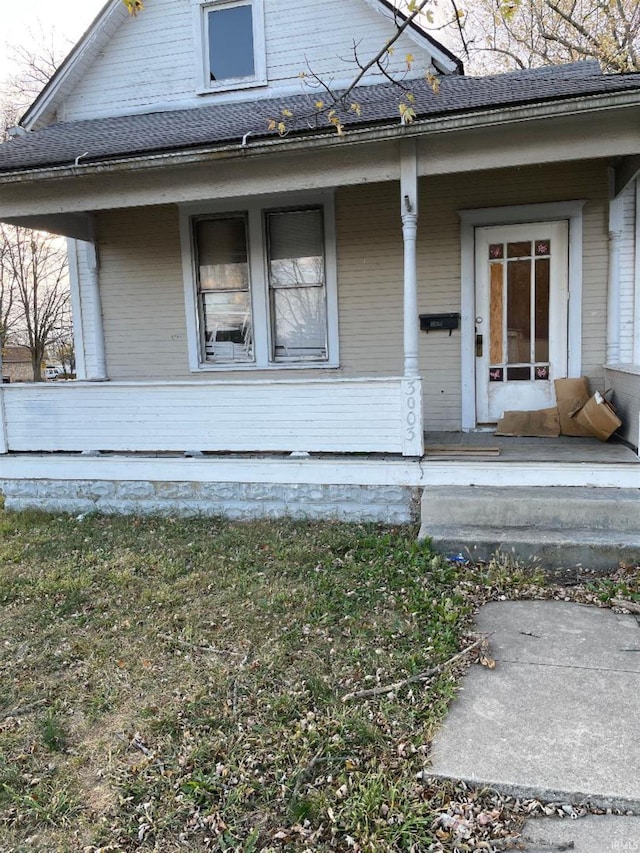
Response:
[[2, 346, 33, 383], [0, 0, 637, 533]]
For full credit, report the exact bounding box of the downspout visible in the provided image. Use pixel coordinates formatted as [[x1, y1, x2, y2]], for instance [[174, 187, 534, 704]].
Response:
[[607, 175, 624, 365]]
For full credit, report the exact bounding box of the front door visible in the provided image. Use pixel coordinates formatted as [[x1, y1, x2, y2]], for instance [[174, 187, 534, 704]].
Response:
[[475, 221, 569, 423]]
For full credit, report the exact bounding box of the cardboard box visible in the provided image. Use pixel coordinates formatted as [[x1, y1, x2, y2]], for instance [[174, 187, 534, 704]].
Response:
[[554, 377, 592, 437], [496, 407, 560, 437], [572, 391, 622, 441]]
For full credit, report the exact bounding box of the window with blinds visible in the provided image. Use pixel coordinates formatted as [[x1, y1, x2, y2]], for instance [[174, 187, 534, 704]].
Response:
[[266, 209, 328, 361], [191, 204, 331, 367]]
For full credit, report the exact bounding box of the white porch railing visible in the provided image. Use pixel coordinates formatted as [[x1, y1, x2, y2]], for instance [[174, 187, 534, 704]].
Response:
[[603, 365, 640, 453], [0, 377, 424, 457]]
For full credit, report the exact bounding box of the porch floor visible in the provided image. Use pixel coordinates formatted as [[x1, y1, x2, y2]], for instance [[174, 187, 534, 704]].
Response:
[[423, 431, 639, 464]]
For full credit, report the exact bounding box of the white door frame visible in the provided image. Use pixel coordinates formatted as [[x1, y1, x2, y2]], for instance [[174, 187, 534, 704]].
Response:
[[459, 200, 586, 430]]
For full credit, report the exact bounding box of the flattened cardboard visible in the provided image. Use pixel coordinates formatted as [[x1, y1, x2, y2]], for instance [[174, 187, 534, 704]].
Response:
[[495, 407, 561, 437], [572, 391, 622, 441], [554, 377, 592, 437]]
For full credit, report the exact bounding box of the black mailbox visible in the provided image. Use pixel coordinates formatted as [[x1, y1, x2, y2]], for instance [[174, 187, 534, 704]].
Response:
[[419, 313, 460, 335]]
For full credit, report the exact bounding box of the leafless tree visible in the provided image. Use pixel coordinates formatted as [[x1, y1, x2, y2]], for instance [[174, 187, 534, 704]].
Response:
[[0, 35, 72, 381], [1, 25, 62, 140], [0, 236, 17, 345], [444, 0, 640, 74], [0, 225, 70, 381]]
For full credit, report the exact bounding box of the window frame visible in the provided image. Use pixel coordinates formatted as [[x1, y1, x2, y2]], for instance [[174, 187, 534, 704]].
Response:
[[180, 191, 339, 372], [265, 206, 329, 363], [192, 0, 267, 95], [194, 212, 256, 365]]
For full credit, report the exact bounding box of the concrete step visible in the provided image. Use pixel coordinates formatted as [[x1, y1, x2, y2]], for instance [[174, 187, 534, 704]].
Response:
[[422, 525, 640, 570], [419, 486, 640, 569], [421, 486, 640, 532]]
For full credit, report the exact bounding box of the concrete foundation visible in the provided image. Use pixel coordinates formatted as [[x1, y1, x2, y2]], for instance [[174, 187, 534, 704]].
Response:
[[0, 478, 419, 523]]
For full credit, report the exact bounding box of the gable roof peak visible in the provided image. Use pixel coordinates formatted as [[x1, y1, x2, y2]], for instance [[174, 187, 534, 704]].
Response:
[[21, 0, 462, 132]]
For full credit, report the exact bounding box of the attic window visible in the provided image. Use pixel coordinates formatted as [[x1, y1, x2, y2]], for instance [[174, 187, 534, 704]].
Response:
[[196, 0, 266, 93], [208, 5, 254, 81]]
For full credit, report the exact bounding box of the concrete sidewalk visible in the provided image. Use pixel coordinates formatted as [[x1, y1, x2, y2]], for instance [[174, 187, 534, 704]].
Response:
[[427, 600, 640, 848], [519, 814, 640, 852]]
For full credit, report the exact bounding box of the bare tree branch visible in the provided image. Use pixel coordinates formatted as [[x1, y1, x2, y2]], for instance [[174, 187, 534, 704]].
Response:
[[442, 0, 640, 73], [1, 226, 70, 381]]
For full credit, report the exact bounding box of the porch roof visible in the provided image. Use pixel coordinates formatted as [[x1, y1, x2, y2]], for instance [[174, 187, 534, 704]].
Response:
[[1, 61, 639, 176]]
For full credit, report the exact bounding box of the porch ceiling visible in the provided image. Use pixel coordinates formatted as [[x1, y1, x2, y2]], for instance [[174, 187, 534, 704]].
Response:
[[615, 154, 640, 197], [0, 104, 638, 229]]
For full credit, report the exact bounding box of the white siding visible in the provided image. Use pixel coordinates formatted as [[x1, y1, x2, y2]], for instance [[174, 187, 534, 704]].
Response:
[[618, 179, 637, 363], [59, 0, 434, 122], [2, 378, 408, 454], [604, 366, 640, 450]]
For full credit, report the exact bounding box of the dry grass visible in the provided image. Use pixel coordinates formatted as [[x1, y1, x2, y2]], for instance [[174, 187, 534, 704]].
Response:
[[0, 507, 636, 852]]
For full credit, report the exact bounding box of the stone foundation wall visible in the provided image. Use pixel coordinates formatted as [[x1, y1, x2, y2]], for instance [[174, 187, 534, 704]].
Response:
[[0, 479, 419, 524]]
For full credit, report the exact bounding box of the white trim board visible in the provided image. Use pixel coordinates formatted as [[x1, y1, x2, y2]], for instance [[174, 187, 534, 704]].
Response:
[[0, 454, 420, 487], [0, 454, 636, 490], [192, 0, 268, 96], [459, 201, 586, 430]]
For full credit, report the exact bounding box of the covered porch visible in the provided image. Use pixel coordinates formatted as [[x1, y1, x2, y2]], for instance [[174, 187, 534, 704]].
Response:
[[1, 73, 640, 517]]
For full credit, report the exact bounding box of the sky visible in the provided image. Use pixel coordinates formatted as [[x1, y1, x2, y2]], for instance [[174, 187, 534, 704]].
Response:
[[0, 0, 106, 83]]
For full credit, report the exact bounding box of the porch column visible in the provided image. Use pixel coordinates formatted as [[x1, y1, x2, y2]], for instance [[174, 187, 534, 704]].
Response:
[[400, 139, 424, 456], [401, 139, 419, 378], [607, 191, 624, 365], [83, 225, 108, 382]]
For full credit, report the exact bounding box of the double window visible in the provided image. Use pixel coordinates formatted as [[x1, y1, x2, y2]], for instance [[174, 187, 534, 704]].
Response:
[[194, 0, 266, 92], [182, 197, 338, 370]]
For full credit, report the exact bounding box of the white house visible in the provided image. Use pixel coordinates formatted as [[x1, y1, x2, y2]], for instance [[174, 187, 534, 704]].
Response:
[[0, 0, 638, 561]]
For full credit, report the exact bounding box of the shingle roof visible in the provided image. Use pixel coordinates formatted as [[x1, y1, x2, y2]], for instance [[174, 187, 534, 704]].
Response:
[[2, 346, 32, 364], [1, 61, 639, 175]]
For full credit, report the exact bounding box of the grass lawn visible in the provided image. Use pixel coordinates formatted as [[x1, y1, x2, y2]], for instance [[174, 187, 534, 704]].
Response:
[[0, 508, 637, 852]]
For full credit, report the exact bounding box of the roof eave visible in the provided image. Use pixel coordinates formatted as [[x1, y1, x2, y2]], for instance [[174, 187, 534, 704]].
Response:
[[1, 88, 639, 185], [363, 0, 463, 74]]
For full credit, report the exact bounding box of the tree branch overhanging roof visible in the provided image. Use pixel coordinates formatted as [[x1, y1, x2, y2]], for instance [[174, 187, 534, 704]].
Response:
[[2, 62, 640, 177], [18, 0, 463, 134]]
